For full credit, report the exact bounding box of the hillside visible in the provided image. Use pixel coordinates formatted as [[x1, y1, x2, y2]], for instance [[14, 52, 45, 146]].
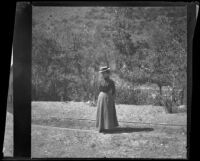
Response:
[[32, 6, 187, 105]]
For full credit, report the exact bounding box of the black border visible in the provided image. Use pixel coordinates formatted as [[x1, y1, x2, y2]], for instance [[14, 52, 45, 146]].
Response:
[[13, 2, 32, 158], [186, 4, 196, 160], [32, 1, 188, 7], [1, 1, 198, 160], [0, 2, 15, 160]]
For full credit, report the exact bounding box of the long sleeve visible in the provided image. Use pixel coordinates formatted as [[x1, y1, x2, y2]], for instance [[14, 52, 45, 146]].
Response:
[[110, 80, 115, 96], [112, 81, 116, 96]]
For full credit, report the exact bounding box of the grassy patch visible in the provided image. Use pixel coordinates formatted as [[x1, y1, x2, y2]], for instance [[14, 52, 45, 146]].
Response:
[[2, 101, 187, 158], [31, 101, 187, 158]]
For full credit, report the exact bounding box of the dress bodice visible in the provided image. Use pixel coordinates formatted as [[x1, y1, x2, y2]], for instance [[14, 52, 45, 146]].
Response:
[[99, 78, 115, 95]]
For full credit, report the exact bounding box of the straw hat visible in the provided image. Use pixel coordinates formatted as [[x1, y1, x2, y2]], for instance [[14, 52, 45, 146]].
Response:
[[99, 66, 110, 73]]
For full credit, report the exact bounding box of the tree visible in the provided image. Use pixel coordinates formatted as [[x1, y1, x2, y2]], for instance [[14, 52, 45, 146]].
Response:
[[104, 7, 187, 106], [32, 6, 187, 105]]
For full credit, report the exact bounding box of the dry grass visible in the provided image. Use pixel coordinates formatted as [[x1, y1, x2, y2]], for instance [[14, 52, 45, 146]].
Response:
[[3, 101, 187, 158], [32, 101, 186, 125], [31, 124, 186, 158], [31, 101, 187, 158]]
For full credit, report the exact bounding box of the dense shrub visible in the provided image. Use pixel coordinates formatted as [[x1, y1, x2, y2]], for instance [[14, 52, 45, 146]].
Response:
[[153, 95, 165, 106], [164, 97, 173, 113], [153, 95, 174, 113], [133, 89, 154, 105], [115, 87, 137, 104], [115, 87, 154, 105]]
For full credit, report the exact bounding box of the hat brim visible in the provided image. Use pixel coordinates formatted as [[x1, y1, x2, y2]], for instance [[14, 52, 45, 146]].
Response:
[[99, 68, 110, 73]]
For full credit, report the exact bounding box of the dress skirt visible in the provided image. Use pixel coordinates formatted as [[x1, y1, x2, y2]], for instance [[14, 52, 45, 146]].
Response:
[[96, 92, 119, 132]]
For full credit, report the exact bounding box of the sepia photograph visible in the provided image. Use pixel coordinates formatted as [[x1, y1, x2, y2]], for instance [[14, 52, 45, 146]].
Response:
[[3, 3, 190, 159]]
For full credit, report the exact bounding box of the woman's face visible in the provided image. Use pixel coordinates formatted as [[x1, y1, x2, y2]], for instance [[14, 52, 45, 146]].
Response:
[[102, 72, 110, 79]]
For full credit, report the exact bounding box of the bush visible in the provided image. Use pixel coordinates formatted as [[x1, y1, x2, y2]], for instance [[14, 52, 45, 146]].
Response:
[[115, 87, 154, 105], [115, 87, 137, 104], [153, 95, 174, 113], [134, 89, 154, 105], [163, 97, 173, 113], [153, 95, 165, 106]]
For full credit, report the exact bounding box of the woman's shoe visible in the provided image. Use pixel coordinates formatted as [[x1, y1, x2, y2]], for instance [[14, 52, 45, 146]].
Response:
[[99, 129, 104, 133]]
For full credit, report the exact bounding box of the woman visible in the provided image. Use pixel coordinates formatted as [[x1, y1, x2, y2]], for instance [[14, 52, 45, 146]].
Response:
[[96, 66, 119, 133]]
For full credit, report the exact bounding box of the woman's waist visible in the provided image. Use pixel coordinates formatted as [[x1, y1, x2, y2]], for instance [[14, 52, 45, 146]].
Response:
[[99, 91, 112, 95]]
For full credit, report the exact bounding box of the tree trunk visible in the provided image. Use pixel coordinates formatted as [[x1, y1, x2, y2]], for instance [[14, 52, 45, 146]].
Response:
[[92, 72, 96, 103], [158, 84, 163, 106], [180, 87, 184, 105], [104, 52, 109, 67], [51, 79, 57, 101], [158, 84, 162, 96], [171, 74, 176, 106], [183, 85, 187, 105]]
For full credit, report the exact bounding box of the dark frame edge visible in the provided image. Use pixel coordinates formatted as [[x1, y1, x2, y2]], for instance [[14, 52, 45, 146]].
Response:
[[31, 1, 188, 7], [13, 2, 32, 158], [2, 1, 196, 160], [186, 2, 197, 160], [0, 1, 15, 160]]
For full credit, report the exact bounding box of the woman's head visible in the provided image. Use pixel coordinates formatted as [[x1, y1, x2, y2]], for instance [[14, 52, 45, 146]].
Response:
[[101, 70, 110, 79], [99, 66, 111, 79]]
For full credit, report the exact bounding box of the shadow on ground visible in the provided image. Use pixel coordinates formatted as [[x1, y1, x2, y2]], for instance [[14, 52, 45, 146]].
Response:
[[101, 127, 154, 134]]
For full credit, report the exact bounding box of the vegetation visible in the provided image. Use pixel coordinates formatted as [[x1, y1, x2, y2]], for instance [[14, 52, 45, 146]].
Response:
[[32, 7, 187, 107]]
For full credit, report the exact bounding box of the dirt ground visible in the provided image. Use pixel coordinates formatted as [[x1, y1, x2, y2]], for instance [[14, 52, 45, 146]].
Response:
[[3, 101, 187, 158]]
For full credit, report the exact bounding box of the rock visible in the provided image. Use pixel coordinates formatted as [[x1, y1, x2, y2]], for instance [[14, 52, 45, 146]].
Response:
[[179, 105, 186, 109]]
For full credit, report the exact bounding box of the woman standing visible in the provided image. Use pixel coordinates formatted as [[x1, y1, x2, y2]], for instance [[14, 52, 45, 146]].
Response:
[[96, 66, 119, 133]]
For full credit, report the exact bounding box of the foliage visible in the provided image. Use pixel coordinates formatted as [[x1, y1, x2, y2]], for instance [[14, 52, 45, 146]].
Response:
[[115, 87, 137, 105], [32, 7, 187, 105]]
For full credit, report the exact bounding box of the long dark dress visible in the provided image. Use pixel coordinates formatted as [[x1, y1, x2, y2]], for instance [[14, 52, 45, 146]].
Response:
[[96, 78, 119, 132]]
